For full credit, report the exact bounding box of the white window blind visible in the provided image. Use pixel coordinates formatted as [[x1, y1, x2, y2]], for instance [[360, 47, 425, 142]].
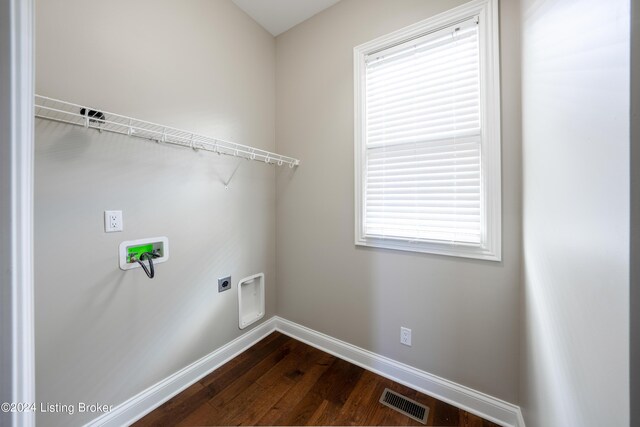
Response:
[[363, 18, 482, 245]]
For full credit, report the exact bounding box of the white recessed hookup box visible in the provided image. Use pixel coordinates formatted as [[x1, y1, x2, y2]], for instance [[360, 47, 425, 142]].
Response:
[[118, 237, 169, 271]]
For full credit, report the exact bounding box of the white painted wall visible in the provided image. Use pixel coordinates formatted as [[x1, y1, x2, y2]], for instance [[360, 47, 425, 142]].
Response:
[[275, 0, 522, 403], [34, 1, 276, 426], [519, 0, 630, 425]]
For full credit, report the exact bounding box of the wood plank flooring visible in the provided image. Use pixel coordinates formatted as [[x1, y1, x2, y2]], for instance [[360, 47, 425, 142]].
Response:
[[133, 332, 500, 426]]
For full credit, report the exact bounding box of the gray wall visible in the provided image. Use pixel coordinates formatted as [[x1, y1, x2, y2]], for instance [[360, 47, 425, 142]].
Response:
[[34, 1, 635, 425], [34, 1, 276, 426], [519, 0, 630, 426], [275, 0, 522, 403]]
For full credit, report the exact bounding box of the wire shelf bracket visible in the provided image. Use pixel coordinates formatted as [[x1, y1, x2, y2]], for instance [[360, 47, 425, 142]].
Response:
[[34, 95, 300, 168]]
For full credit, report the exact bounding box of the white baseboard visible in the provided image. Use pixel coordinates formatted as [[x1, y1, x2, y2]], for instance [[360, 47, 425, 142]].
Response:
[[274, 317, 524, 427], [84, 315, 525, 427], [517, 407, 526, 427], [84, 317, 278, 427]]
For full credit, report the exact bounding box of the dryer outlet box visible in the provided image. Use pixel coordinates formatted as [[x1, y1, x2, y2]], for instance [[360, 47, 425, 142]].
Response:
[[238, 273, 265, 329]]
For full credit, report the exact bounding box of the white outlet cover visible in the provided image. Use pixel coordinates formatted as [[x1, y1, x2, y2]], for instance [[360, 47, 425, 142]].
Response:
[[104, 210, 123, 232], [401, 327, 412, 346]]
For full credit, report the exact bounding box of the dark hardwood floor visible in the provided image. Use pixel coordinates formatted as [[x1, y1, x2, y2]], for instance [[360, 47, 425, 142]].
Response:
[[133, 332, 500, 426]]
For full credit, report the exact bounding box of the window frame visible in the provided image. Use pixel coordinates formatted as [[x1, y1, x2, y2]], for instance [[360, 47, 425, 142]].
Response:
[[353, 0, 501, 261]]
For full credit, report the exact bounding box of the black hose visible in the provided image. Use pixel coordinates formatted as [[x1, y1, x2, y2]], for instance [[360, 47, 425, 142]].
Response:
[[135, 251, 159, 279]]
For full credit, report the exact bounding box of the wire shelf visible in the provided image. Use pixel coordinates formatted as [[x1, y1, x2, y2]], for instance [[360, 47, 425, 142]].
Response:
[[34, 95, 300, 168]]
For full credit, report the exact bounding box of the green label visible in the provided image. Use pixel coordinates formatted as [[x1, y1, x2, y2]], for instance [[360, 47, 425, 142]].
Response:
[[127, 244, 154, 263]]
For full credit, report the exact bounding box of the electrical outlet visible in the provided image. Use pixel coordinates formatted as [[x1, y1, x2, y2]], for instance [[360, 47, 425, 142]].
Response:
[[104, 210, 123, 232], [218, 276, 231, 293], [400, 327, 412, 346]]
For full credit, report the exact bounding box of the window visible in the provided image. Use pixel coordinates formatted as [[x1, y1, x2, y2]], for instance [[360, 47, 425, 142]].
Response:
[[354, 0, 501, 261]]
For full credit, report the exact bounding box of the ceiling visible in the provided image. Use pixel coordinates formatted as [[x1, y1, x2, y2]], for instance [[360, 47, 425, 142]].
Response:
[[232, 0, 341, 36]]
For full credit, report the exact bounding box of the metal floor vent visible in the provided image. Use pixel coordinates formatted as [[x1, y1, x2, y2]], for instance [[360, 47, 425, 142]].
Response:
[[379, 388, 429, 424]]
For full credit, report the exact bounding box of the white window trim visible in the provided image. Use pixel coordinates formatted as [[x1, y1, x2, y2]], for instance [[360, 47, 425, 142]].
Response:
[[0, 0, 36, 426], [353, 0, 501, 261]]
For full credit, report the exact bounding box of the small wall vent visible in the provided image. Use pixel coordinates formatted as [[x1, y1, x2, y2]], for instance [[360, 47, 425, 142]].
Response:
[[379, 388, 429, 424]]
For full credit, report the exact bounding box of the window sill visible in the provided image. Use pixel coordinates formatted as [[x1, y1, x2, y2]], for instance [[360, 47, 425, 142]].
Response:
[[355, 236, 501, 261]]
